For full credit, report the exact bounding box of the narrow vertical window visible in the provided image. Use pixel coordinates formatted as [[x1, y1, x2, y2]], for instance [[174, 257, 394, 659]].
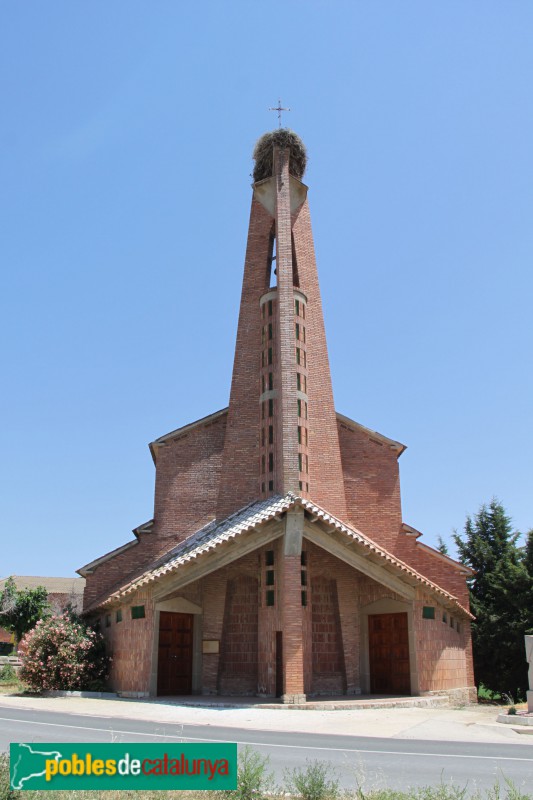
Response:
[[295, 323, 300, 340], [268, 372, 273, 390], [268, 347, 273, 365], [261, 375, 265, 393], [296, 348, 301, 365], [295, 299, 300, 316], [298, 453, 303, 471], [297, 399, 302, 417], [298, 426, 302, 444], [268, 424, 274, 444], [268, 323, 273, 340], [268, 299, 273, 316], [268, 398, 274, 417], [268, 452, 274, 472], [297, 373, 301, 391]]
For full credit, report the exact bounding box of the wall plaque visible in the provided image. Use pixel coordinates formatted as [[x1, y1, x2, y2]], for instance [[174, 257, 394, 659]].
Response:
[[202, 640, 220, 654]]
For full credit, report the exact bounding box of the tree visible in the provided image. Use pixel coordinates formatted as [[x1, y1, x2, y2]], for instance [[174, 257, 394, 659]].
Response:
[[436, 535, 449, 555], [0, 577, 50, 646], [453, 499, 533, 698], [18, 613, 108, 691]]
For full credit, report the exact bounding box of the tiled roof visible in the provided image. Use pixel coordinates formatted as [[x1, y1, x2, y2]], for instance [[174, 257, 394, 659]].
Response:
[[86, 494, 473, 619]]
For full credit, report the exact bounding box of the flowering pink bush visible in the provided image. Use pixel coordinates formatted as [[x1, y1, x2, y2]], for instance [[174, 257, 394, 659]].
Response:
[[18, 613, 108, 691]]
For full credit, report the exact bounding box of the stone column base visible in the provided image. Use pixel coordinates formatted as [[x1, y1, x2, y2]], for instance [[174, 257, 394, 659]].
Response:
[[281, 693, 306, 704], [527, 690, 533, 713]]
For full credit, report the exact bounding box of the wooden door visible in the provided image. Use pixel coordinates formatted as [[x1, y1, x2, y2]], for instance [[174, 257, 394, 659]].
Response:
[[368, 612, 410, 695], [157, 612, 193, 695]]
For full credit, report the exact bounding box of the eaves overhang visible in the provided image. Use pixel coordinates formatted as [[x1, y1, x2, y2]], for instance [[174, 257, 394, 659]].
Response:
[[77, 540, 138, 578], [336, 412, 407, 457]]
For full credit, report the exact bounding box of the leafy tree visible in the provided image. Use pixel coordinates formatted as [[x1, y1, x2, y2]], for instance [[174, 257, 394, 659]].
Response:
[[18, 613, 108, 691], [0, 577, 50, 646], [453, 499, 533, 698]]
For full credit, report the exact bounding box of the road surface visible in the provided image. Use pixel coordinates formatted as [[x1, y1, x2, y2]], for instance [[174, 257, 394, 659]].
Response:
[[0, 705, 531, 795]]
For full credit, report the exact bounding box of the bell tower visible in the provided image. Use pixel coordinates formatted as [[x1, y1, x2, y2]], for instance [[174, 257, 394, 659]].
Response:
[[216, 130, 346, 522]]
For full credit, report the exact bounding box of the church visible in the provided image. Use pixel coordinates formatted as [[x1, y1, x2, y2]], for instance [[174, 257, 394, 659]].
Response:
[[80, 129, 476, 703]]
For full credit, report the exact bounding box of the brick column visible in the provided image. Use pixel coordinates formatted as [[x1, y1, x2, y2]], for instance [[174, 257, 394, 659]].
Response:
[[281, 509, 306, 702]]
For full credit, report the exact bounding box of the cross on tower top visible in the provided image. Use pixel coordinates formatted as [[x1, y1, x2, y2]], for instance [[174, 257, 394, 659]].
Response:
[[269, 98, 291, 128]]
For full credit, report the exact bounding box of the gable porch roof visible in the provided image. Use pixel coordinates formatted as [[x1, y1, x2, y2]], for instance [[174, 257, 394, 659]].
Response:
[[84, 493, 473, 620]]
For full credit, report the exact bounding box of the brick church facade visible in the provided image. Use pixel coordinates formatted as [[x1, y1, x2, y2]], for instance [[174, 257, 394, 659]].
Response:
[[80, 130, 476, 703]]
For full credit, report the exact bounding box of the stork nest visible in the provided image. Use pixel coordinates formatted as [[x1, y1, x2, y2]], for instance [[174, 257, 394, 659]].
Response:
[[252, 129, 307, 182]]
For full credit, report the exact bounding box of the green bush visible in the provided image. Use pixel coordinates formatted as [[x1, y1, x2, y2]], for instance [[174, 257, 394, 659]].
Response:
[[0, 664, 17, 684], [231, 746, 274, 800], [18, 613, 108, 691], [284, 760, 340, 800]]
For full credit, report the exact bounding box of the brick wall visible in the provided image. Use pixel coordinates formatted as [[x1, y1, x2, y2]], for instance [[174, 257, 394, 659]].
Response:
[[310, 575, 345, 695], [216, 197, 273, 519], [414, 590, 472, 693], [153, 412, 226, 540], [218, 575, 259, 695], [338, 420, 403, 551], [395, 537, 471, 608], [101, 588, 154, 694]]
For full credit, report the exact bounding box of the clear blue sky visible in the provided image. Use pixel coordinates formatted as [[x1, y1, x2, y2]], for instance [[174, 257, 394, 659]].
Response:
[[1, 2, 532, 577]]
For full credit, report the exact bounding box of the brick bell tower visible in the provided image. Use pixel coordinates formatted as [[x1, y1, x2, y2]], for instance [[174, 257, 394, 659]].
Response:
[[217, 130, 347, 523]]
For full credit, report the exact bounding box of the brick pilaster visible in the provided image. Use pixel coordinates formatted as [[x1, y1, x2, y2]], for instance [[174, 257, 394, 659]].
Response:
[[274, 147, 300, 495]]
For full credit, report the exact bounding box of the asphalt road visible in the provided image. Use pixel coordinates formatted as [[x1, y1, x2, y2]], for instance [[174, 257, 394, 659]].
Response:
[[1, 706, 532, 795]]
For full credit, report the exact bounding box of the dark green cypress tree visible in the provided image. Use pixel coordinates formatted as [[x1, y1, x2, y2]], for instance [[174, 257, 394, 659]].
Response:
[[453, 499, 532, 698]]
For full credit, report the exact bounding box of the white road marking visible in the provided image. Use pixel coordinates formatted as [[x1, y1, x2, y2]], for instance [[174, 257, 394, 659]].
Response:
[[0, 716, 532, 763]]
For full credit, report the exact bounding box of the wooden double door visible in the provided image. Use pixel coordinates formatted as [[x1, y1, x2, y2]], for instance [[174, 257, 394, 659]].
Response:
[[368, 612, 411, 695], [157, 611, 193, 695]]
